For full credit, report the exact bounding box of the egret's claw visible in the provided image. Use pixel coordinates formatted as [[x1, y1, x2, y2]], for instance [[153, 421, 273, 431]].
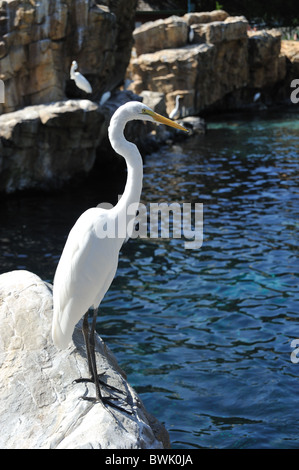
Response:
[[73, 375, 126, 395], [79, 394, 133, 415]]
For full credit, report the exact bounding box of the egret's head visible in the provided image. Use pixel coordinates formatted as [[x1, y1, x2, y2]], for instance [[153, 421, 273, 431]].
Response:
[[109, 101, 189, 139], [139, 103, 188, 133], [109, 101, 189, 156]]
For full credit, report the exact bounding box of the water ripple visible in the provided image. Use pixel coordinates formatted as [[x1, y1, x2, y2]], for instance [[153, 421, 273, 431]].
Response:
[[0, 109, 298, 448]]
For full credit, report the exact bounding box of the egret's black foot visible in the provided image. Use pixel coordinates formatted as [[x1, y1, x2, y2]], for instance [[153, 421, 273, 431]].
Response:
[[73, 375, 126, 395], [79, 394, 133, 415]]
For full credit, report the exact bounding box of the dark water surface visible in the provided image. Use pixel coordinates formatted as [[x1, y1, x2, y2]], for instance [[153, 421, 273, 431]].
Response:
[[1, 108, 298, 448]]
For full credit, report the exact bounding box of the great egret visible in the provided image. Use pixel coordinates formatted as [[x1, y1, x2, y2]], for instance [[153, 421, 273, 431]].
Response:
[[169, 95, 182, 120], [253, 92, 261, 102], [188, 26, 195, 43], [70, 60, 92, 94], [52, 101, 188, 413]]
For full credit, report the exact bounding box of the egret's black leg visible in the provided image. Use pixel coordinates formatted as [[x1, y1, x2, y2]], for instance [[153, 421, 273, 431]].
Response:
[[75, 309, 125, 394], [82, 310, 93, 376], [88, 307, 102, 400], [74, 308, 132, 414]]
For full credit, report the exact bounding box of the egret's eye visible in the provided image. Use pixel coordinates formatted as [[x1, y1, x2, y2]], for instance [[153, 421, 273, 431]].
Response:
[[141, 108, 154, 118]]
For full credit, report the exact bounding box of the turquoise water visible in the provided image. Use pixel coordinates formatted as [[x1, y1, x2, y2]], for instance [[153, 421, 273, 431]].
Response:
[[1, 108, 298, 448]]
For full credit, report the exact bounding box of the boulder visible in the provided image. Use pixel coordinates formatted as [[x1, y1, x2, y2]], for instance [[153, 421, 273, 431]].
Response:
[[130, 26, 250, 117], [281, 40, 299, 78], [183, 9, 229, 25], [0, 88, 187, 194], [0, 270, 170, 449], [178, 116, 206, 135], [0, 90, 149, 193], [129, 11, 290, 115], [133, 15, 188, 56], [140, 90, 166, 115], [130, 43, 215, 116], [248, 29, 285, 88], [192, 16, 248, 44], [0, 0, 137, 113], [0, 99, 104, 192]]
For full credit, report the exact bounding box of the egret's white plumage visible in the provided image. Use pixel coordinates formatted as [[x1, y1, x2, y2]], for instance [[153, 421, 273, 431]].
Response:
[[169, 95, 182, 120], [99, 91, 111, 106], [70, 60, 92, 94], [52, 101, 188, 352], [188, 26, 194, 43], [52, 101, 188, 409]]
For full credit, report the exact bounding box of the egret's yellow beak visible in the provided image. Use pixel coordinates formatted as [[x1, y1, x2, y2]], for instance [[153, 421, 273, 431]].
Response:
[[144, 109, 189, 133]]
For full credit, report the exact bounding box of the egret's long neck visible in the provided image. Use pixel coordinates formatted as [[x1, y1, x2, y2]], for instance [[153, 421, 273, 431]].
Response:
[[70, 64, 76, 79], [119, 146, 143, 210], [108, 114, 143, 236]]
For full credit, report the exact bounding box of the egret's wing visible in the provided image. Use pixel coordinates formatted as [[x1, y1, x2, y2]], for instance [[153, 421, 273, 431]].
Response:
[[52, 208, 119, 349], [76, 73, 92, 94]]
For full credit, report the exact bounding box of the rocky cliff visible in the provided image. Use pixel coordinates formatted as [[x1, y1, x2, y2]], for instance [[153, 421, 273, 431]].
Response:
[[0, 5, 298, 194], [0, 90, 141, 193], [0, 0, 137, 113], [0, 0, 141, 193], [128, 10, 297, 116]]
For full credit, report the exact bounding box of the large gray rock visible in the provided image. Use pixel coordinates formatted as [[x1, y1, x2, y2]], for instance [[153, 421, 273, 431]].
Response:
[[0, 91, 145, 193], [0, 270, 170, 449], [0, 99, 104, 192]]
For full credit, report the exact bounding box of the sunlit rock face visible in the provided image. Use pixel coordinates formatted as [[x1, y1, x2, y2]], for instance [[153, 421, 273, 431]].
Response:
[[0, 0, 137, 113], [130, 13, 250, 116], [128, 11, 289, 116]]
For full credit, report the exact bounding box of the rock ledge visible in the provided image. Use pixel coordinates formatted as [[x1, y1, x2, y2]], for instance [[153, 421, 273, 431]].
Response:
[[0, 270, 170, 449]]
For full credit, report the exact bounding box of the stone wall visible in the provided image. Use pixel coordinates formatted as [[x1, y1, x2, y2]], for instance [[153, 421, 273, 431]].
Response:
[[0, 90, 145, 193], [128, 10, 293, 116], [1, 6, 298, 193], [0, 0, 137, 113]]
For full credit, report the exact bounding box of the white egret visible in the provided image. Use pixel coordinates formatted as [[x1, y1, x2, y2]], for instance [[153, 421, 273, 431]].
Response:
[[188, 26, 195, 43], [70, 60, 92, 94], [52, 101, 188, 413], [253, 92, 261, 102], [169, 95, 182, 120]]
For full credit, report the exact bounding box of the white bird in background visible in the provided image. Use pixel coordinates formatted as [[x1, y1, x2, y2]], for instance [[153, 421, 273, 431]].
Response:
[[52, 101, 188, 413], [169, 94, 182, 120], [253, 92, 261, 102], [70, 60, 92, 94], [188, 26, 195, 43], [99, 91, 111, 106]]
